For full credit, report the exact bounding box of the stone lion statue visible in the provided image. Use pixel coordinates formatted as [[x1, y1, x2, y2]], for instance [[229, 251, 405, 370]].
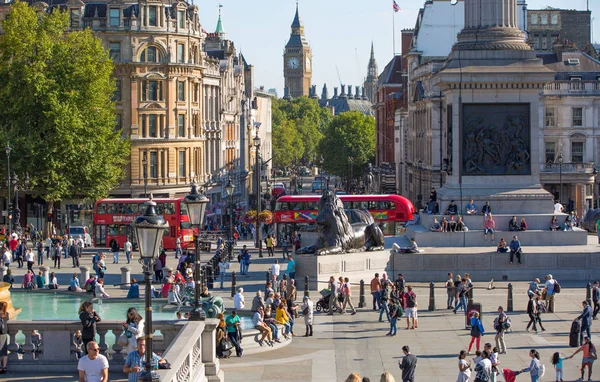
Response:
[[582, 208, 600, 232], [296, 190, 385, 255]]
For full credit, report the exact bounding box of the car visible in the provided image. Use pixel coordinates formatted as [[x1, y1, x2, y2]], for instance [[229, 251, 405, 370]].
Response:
[[68, 226, 92, 247], [272, 182, 286, 199], [299, 167, 311, 176]]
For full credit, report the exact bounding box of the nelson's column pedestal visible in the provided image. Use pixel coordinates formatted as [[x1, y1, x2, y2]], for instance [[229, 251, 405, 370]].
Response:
[[432, 0, 556, 213]]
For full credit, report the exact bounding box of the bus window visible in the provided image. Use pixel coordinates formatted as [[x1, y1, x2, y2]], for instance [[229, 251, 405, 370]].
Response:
[[118, 203, 126, 214], [164, 228, 170, 237], [180, 202, 188, 216], [118, 225, 127, 236], [108, 224, 119, 236], [95, 224, 106, 246], [342, 201, 351, 209], [164, 203, 175, 215], [357, 202, 369, 210], [137, 203, 146, 213], [292, 202, 306, 211], [107, 203, 118, 214], [180, 221, 191, 229], [156, 203, 164, 215], [126, 203, 137, 214], [367, 201, 379, 209], [307, 201, 318, 209], [97, 203, 107, 214], [275, 202, 289, 211]]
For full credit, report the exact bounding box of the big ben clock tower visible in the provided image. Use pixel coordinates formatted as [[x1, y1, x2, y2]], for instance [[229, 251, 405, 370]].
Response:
[[283, 4, 312, 98]]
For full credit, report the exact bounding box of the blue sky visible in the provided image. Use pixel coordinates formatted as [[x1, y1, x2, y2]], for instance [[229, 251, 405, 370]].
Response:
[[198, 0, 599, 96]]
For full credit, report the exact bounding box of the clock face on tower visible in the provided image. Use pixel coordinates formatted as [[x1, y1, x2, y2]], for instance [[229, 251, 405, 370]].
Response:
[[287, 57, 300, 70], [305, 57, 311, 70]]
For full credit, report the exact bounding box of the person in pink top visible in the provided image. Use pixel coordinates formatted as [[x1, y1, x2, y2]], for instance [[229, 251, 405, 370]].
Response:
[[484, 215, 496, 244], [21, 269, 34, 291]]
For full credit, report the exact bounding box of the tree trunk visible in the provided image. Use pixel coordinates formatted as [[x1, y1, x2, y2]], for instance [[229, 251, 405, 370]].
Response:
[[46, 201, 54, 237]]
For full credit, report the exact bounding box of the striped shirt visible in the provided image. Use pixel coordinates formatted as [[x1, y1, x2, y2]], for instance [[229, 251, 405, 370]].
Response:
[[124, 350, 160, 382]]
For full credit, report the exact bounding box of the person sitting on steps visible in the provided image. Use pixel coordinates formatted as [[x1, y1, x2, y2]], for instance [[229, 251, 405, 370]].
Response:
[[509, 236, 522, 264]]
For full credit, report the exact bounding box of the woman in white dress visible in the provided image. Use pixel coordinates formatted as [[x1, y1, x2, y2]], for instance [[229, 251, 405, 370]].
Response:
[[457, 350, 471, 382], [302, 296, 313, 337], [122, 307, 145, 355]]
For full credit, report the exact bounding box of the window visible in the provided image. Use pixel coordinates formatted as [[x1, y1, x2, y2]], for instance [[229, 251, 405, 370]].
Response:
[[149, 152, 158, 178], [141, 115, 146, 137], [541, 34, 548, 49], [140, 46, 162, 63], [533, 34, 540, 50], [177, 81, 185, 101], [544, 107, 556, 127], [551, 14, 558, 24], [530, 13, 538, 24], [571, 141, 584, 163], [115, 114, 122, 130], [178, 114, 185, 137], [573, 107, 583, 126], [179, 151, 186, 177], [109, 42, 121, 61], [193, 84, 199, 103], [70, 9, 81, 28], [545, 142, 556, 162], [178, 10, 185, 29], [149, 115, 157, 137], [142, 80, 162, 101], [177, 44, 184, 63], [540, 14, 548, 24], [148, 6, 157, 26], [109, 8, 120, 27], [114, 80, 122, 101]]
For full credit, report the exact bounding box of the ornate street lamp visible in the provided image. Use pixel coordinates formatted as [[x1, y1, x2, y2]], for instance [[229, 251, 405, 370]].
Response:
[[225, 178, 234, 260], [5, 143, 11, 236], [254, 133, 263, 257], [11, 172, 30, 233], [183, 184, 209, 321], [131, 198, 169, 382], [557, 152, 564, 205]]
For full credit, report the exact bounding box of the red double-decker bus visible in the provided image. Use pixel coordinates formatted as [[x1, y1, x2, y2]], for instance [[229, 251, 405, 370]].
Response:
[[93, 198, 194, 250], [274, 194, 416, 237]]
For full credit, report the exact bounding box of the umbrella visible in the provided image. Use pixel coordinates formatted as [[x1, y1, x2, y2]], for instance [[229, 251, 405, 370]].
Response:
[[502, 368, 519, 382]]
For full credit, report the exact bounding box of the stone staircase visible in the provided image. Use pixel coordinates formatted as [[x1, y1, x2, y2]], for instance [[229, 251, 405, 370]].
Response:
[[403, 212, 588, 247]]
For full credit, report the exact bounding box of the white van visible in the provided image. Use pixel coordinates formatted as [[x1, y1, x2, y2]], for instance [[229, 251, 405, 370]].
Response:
[[68, 226, 92, 247]]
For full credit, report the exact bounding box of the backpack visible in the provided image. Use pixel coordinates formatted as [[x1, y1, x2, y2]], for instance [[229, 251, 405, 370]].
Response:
[[502, 316, 512, 330], [540, 363, 546, 378], [406, 292, 416, 308], [554, 280, 561, 294]]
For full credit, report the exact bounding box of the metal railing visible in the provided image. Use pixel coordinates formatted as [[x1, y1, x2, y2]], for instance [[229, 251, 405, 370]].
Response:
[[540, 161, 595, 174]]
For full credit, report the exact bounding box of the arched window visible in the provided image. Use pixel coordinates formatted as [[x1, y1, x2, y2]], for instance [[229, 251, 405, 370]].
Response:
[[140, 46, 163, 63]]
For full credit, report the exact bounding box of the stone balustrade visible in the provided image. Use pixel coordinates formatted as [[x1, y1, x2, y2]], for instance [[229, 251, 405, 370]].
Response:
[[5, 319, 222, 380]]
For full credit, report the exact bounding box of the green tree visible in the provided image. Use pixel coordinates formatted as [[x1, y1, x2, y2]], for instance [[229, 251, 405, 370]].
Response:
[[0, 2, 129, 223], [272, 118, 304, 168], [318, 111, 375, 178]]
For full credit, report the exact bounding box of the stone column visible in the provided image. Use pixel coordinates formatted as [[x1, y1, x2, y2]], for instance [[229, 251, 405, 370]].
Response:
[[40, 265, 49, 287], [79, 266, 90, 287], [120, 266, 131, 290]]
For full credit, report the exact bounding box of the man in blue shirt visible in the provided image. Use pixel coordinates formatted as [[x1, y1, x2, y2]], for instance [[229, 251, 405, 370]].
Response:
[[577, 301, 593, 345], [287, 255, 296, 280], [509, 236, 522, 264], [123, 339, 165, 382], [465, 199, 477, 215]]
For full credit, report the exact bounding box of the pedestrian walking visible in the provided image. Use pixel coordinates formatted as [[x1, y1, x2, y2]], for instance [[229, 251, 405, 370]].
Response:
[[25, 247, 34, 271], [370, 273, 382, 311], [386, 300, 401, 337], [69, 241, 79, 268], [328, 276, 340, 315], [398, 345, 417, 382], [550, 351, 566, 382], [302, 296, 313, 337], [53, 242, 61, 269], [494, 306, 508, 354], [404, 285, 417, 329], [225, 310, 243, 357], [533, 295, 546, 332], [281, 235, 290, 259], [567, 335, 596, 382], [484, 343, 499, 382], [36, 239, 44, 266], [340, 277, 357, 315], [124, 239, 132, 264], [79, 301, 101, 355], [286, 255, 296, 280], [468, 312, 485, 354], [526, 295, 538, 333], [456, 350, 471, 382], [378, 282, 390, 322], [519, 349, 543, 382], [474, 350, 492, 382], [577, 300, 593, 345], [453, 279, 470, 314], [218, 258, 229, 289], [594, 281, 600, 320], [110, 239, 120, 264], [545, 274, 557, 313], [446, 272, 455, 309]]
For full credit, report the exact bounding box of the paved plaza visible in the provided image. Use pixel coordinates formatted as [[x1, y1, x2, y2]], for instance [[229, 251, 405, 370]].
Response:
[[0, 241, 597, 381]]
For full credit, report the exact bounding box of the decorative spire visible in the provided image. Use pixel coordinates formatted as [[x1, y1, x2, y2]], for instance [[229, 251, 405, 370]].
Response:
[[291, 1, 301, 28], [215, 4, 225, 35]]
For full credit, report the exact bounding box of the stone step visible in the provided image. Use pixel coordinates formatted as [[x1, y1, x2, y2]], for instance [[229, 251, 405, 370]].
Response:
[[404, 227, 588, 247], [418, 212, 573, 231]]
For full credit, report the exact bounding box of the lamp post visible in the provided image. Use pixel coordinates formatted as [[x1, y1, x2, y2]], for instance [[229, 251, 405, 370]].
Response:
[[225, 178, 234, 260], [253, 133, 263, 258], [142, 154, 148, 198], [183, 184, 209, 321], [593, 167, 598, 209], [417, 159, 423, 210], [131, 198, 169, 382], [11, 173, 30, 234], [557, 152, 564, 204], [5, 144, 11, 236]]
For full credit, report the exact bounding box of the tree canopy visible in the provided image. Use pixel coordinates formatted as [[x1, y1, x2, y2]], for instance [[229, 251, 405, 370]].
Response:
[[271, 97, 332, 169], [317, 111, 375, 178], [0, 1, 129, 203]]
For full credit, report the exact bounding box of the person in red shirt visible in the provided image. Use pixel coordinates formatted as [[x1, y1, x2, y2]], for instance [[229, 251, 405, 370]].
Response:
[[8, 237, 17, 262]]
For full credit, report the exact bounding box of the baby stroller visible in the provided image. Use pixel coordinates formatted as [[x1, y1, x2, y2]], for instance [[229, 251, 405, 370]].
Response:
[[315, 289, 337, 313]]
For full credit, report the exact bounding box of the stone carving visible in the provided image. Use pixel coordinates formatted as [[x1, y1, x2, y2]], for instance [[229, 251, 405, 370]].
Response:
[[462, 104, 531, 175], [582, 209, 600, 233], [296, 190, 385, 255]]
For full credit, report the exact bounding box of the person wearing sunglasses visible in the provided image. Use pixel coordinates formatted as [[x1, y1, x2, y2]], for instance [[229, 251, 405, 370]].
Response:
[[77, 341, 109, 382]]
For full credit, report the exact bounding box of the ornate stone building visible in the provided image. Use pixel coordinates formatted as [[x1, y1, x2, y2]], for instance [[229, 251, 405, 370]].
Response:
[[283, 4, 312, 99], [364, 43, 378, 105]]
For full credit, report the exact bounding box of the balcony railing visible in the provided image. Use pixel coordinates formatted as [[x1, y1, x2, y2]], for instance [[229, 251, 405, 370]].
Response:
[[540, 161, 595, 173], [542, 81, 600, 95]]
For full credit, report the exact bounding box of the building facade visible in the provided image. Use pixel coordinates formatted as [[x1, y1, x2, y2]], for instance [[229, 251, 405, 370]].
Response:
[[364, 43, 378, 104], [527, 8, 592, 54], [283, 4, 312, 99]]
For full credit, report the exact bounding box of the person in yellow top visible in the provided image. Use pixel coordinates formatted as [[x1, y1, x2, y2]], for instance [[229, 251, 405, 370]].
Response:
[[275, 302, 292, 340], [266, 235, 276, 257]]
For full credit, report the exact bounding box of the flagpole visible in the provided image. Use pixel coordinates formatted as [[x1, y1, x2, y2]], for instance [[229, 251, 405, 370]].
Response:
[[392, 8, 396, 55]]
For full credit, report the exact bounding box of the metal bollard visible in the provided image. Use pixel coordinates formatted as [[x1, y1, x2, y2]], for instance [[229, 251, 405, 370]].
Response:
[[507, 283, 514, 312], [266, 270, 272, 290], [359, 280, 366, 308], [586, 282, 593, 307], [468, 286, 474, 306], [231, 271, 236, 298], [304, 275, 309, 298], [428, 282, 435, 311]]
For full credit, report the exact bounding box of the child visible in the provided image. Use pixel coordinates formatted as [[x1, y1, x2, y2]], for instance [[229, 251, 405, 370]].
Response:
[[551, 351, 565, 382]]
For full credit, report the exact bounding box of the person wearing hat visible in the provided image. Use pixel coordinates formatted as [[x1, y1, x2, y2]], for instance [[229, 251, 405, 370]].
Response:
[[302, 295, 314, 337]]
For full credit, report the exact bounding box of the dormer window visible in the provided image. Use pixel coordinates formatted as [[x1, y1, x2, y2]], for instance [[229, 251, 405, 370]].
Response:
[[178, 10, 185, 29], [109, 8, 120, 27], [70, 9, 80, 28], [567, 58, 581, 66]]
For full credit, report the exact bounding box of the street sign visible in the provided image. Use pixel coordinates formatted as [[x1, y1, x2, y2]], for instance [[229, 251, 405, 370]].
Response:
[[1, 211, 6, 217]]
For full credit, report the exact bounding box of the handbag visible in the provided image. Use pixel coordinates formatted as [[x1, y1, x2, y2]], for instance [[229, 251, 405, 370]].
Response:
[[158, 361, 171, 369], [117, 333, 128, 347], [220, 338, 233, 351]]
